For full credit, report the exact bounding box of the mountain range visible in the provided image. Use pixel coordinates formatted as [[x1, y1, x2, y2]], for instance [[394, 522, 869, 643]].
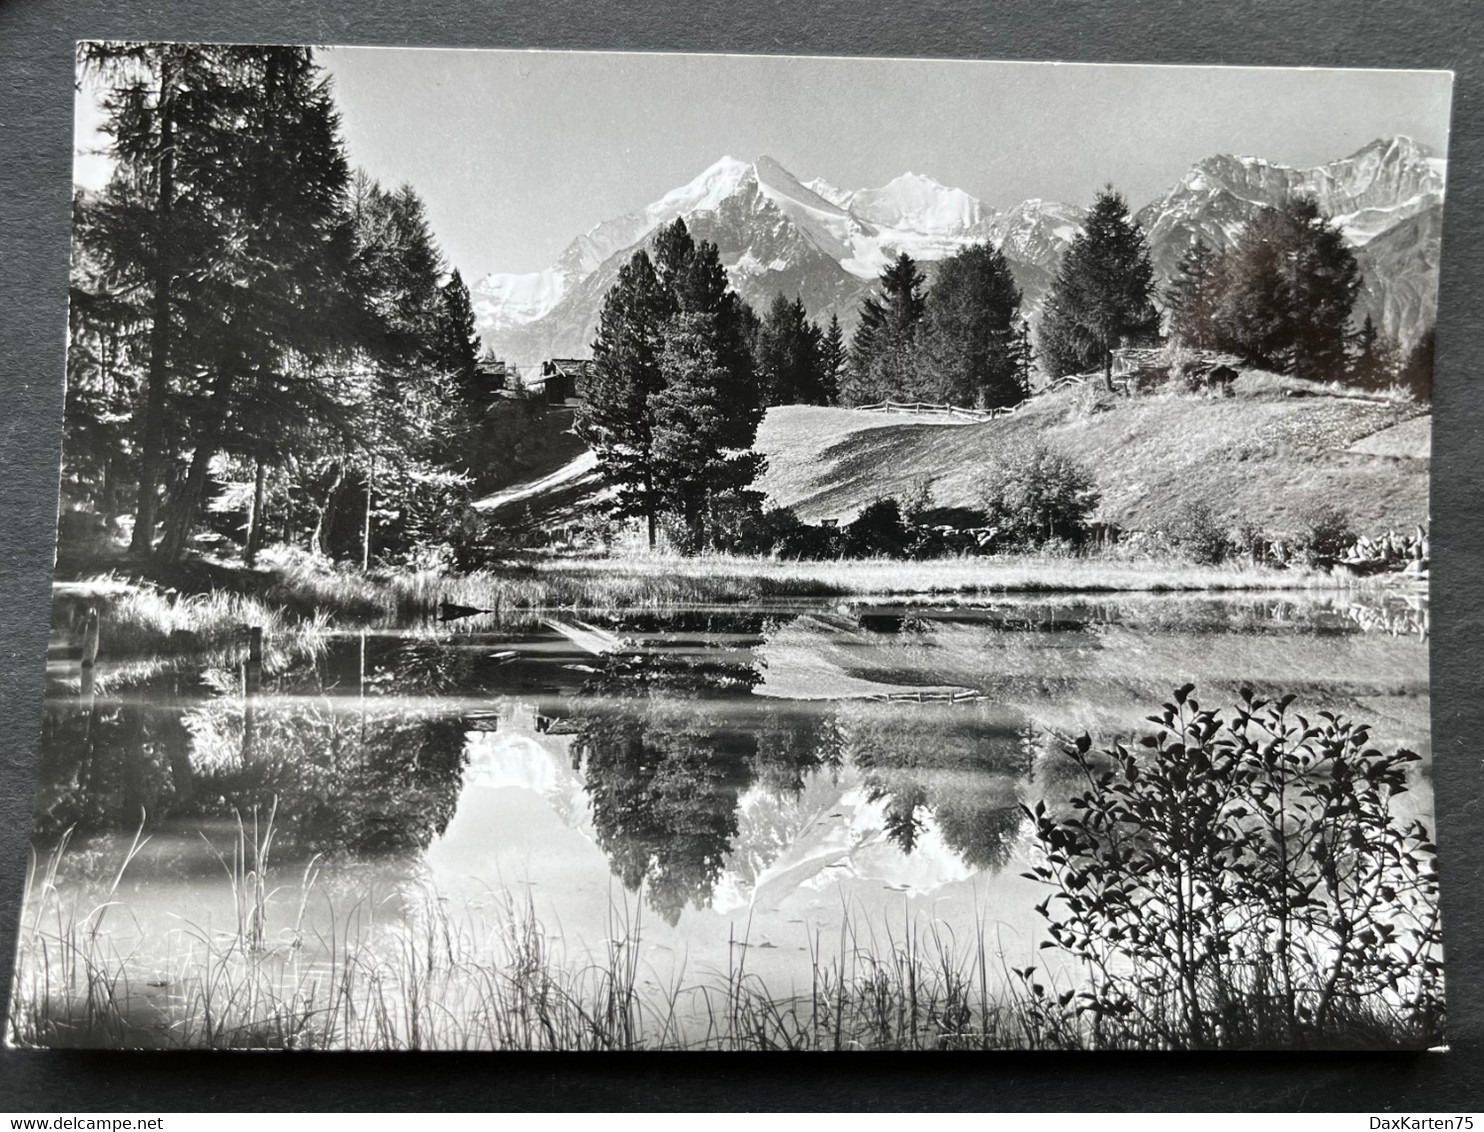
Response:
[[472, 136, 1446, 366]]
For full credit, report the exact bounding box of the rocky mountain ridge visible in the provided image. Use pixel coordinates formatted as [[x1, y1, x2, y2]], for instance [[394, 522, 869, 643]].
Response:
[[473, 137, 1445, 363]]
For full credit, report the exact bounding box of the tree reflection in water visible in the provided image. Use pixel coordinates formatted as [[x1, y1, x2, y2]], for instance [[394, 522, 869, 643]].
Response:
[[840, 703, 1033, 870], [569, 646, 1034, 924], [32, 633, 471, 862], [33, 616, 1043, 921]]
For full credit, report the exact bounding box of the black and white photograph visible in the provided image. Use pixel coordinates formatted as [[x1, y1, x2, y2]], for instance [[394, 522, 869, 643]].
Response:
[[7, 43, 1450, 1052]]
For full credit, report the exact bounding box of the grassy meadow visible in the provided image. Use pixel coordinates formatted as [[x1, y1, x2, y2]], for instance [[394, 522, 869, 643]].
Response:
[[755, 380, 1429, 532]]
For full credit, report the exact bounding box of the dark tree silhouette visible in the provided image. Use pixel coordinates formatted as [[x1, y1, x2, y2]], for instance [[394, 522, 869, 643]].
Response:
[[1210, 197, 1360, 382], [917, 242, 1026, 408], [1039, 187, 1159, 390]]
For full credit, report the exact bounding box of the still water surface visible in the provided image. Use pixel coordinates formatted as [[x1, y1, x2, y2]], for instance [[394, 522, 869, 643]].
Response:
[[28, 591, 1430, 1004]]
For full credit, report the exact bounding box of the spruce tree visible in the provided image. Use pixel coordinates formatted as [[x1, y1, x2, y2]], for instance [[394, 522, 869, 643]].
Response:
[[577, 251, 669, 547], [1210, 198, 1360, 381], [1398, 326, 1435, 402], [1038, 187, 1159, 389], [653, 313, 765, 551], [916, 242, 1025, 408], [437, 268, 483, 408], [1165, 240, 1222, 349], [581, 218, 762, 550], [757, 293, 827, 405], [821, 313, 846, 405], [1349, 314, 1399, 391], [845, 252, 926, 404]]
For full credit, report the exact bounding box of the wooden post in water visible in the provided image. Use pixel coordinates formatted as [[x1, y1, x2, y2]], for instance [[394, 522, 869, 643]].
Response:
[[80, 609, 99, 668], [242, 626, 264, 761], [243, 625, 263, 698]]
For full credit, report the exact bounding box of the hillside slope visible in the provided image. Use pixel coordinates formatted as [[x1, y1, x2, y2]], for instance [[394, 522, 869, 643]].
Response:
[[755, 385, 1430, 535]]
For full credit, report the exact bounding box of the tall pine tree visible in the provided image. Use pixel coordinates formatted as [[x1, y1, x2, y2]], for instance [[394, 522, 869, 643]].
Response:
[[1398, 326, 1435, 402], [436, 268, 483, 410], [1164, 240, 1222, 349], [845, 253, 926, 404], [1210, 197, 1360, 382], [757, 293, 827, 405], [577, 251, 670, 547], [1038, 187, 1159, 390], [820, 313, 845, 405], [578, 219, 762, 550], [916, 242, 1025, 409]]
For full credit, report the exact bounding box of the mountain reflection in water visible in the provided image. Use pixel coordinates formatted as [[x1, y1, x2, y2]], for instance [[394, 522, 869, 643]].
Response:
[[29, 595, 1429, 934]]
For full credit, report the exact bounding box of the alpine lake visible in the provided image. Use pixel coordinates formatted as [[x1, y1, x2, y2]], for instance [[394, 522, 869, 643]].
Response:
[[17, 586, 1431, 1049]]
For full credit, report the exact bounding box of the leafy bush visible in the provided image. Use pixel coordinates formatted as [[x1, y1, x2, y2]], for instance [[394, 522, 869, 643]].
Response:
[[1023, 685, 1443, 1049], [844, 498, 910, 558], [705, 490, 773, 555], [1227, 514, 1272, 565], [978, 443, 1100, 548], [1294, 501, 1355, 565], [1166, 500, 1230, 565]]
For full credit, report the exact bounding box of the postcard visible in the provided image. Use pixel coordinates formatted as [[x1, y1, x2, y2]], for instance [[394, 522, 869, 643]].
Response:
[[9, 44, 1448, 1050]]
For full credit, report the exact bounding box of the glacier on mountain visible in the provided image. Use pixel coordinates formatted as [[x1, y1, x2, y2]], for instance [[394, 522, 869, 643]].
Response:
[[475, 137, 1445, 358]]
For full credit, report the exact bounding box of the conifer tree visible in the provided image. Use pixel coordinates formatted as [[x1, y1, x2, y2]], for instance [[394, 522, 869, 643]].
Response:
[[821, 313, 845, 405], [1349, 314, 1399, 391], [757, 293, 827, 405], [653, 313, 765, 550], [577, 251, 669, 547], [1398, 326, 1435, 402], [79, 43, 253, 556], [1210, 198, 1360, 381], [916, 242, 1025, 408], [580, 219, 762, 550], [1165, 240, 1222, 349], [846, 253, 926, 403], [436, 268, 483, 408], [154, 47, 355, 565], [1038, 187, 1159, 389]]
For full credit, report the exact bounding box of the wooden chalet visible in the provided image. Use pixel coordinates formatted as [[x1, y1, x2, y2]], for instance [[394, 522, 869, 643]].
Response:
[[524, 358, 594, 406], [1111, 346, 1242, 394]]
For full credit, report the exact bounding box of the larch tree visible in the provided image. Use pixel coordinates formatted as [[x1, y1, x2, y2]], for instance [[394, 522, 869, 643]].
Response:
[[79, 42, 254, 556], [153, 47, 355, 565], [1038, 187, 1159, 390]]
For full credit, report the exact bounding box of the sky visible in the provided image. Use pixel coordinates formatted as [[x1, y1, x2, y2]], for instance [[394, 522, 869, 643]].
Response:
[[73, 48, 1453, 283]]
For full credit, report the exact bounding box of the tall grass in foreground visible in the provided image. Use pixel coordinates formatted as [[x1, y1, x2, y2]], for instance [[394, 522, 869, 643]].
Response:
[[9, 822, 1035, 1050], [9, 803, 1439, 1050], [56, 575, 330, 662]]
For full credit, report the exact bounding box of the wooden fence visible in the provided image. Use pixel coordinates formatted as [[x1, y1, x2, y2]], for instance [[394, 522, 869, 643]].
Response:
[[855, 400, 1012, 422]]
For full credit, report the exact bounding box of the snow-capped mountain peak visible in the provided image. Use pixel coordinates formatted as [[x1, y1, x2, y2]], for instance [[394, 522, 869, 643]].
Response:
[[647, 154, 756, 218], [475, 137, 1442, 359], [842, 170, 989, 235], [802, 176, 851, 208]]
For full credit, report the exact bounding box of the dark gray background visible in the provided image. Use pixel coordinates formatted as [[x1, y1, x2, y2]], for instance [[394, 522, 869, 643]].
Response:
[[1, 0, 1480, 1111]]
